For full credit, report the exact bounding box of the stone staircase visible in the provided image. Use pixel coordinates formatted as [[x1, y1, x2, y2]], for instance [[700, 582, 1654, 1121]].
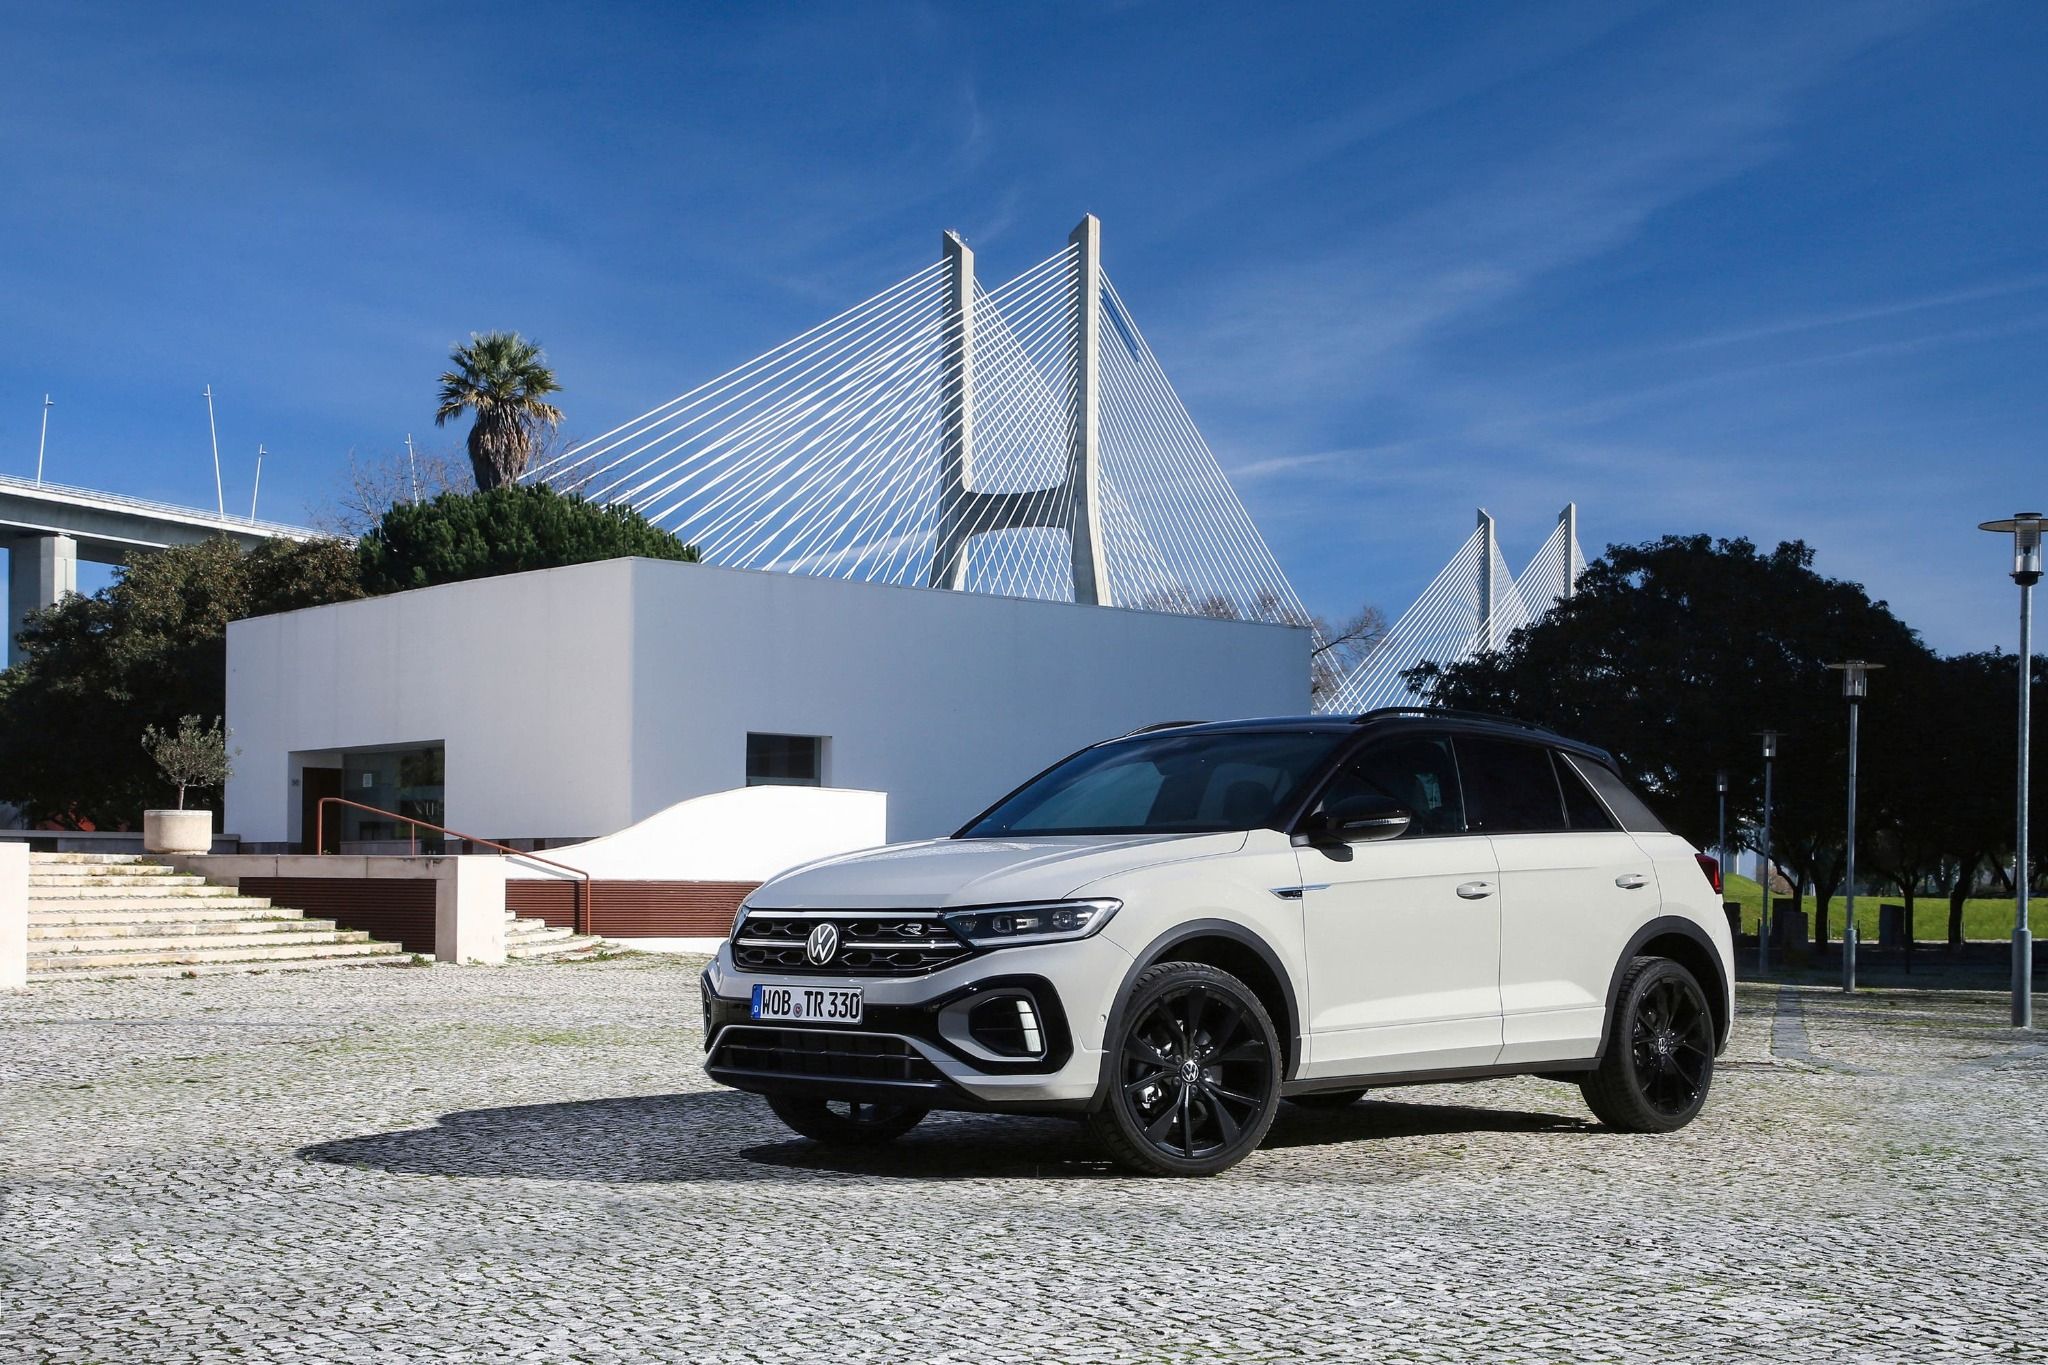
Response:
[[26, 852, 414, 981], [503, 908, 605, 961]]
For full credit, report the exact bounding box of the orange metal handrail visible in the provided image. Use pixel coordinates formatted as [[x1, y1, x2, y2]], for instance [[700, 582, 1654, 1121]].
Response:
[[315, 796, 591, 936]]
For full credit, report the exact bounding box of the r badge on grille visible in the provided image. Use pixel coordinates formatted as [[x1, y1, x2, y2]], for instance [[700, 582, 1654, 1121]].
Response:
[[805, 922, 840, 966]]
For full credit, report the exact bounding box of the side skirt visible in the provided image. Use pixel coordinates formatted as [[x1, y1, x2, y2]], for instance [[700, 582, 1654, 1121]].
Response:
[[1281, 1057, 1596, 1097]]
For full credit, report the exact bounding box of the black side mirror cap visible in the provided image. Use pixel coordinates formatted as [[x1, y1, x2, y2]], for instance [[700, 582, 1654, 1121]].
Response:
[[1299, 795, 1413, 845]]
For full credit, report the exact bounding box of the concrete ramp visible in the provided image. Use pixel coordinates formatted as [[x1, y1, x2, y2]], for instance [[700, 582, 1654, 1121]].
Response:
[[506, 786, 888, 885]]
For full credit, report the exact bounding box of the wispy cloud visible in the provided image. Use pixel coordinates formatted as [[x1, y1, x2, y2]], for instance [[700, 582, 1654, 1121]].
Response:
[[1174, 4, 1942, 406], [1655, 272, 2048, 353]]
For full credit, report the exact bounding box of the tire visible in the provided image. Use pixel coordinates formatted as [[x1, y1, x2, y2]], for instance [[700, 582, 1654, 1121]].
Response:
[[765, 1094, 928, 1146], [1580, 956, 1716, 1133], [1089, 961, 1282, 1176], [1285, 1089, 1368, 1110]]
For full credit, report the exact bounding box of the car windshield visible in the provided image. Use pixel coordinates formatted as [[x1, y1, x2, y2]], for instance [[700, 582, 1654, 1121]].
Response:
[[958, 729, 1349, 838]]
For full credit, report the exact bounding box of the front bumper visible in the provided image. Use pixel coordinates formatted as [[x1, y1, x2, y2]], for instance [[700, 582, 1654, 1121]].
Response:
[[700, 935, 1131, 1113]]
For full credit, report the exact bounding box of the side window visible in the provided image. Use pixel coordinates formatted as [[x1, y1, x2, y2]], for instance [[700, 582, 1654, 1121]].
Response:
[[1456, 736, 1569, 834], [1554, 751, 1618, 830], [1562, 754, 1670, 834], [1313, 734, 1466, 837]]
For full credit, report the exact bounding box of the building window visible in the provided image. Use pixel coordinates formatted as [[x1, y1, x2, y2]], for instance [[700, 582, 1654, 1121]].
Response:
[[336, 744, 446, 851], [747, 733, 824, 787]]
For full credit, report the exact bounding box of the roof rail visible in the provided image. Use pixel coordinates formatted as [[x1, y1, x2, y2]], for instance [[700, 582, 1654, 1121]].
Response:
[[1351, 705, 1557, 737], [1121, 720, 1206, 737]]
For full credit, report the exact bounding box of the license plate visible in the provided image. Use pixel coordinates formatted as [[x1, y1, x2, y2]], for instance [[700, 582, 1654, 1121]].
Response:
[[751, 983, 863, 1024]]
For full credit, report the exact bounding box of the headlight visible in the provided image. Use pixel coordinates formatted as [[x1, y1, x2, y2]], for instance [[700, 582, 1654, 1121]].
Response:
[[939, 899, 1120, 949]]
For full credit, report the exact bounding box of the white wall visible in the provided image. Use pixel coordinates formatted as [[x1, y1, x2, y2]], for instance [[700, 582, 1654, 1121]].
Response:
[[624, 560, 1308, 839], [227, 560, 641, 847], [227, 558, 1309, 847]]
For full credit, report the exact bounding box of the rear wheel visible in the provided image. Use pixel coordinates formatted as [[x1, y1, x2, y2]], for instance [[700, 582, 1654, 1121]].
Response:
[[765, 1095, 928, 1146], [1089, 961, 1282, 1176], [1285, 1089, 1367, 1110], [1580, 956, 1715, 1133]]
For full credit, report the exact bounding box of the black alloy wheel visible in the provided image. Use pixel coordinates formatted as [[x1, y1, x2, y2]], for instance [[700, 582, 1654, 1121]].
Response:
[[765, 1094, 929, 1146], [1580, 956, 1716, 1133], [1090, 961, 1281, 1176]]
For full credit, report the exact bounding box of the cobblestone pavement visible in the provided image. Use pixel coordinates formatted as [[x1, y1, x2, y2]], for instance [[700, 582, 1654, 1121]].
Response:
[[3, 957, 2043, 1363]]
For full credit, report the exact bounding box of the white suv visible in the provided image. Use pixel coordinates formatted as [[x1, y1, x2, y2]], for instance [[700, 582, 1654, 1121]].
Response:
[[702, 709, 1734, 1176]]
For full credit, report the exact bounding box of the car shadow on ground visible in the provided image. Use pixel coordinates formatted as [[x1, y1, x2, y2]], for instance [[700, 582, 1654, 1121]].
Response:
[[297, 1091, 1591, 1184]]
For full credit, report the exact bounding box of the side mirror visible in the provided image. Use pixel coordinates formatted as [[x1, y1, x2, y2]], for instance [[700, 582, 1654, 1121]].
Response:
[[1304, 793, 1412, 845]]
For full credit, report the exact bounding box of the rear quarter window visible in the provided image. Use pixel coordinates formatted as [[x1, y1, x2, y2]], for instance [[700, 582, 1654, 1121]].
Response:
[[1563, 754, 1669, 834]]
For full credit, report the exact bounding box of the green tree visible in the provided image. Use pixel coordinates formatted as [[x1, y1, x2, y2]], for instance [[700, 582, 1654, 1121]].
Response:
[[1865, 652, 2016, 944], [141, 715, 234, 810], [1412, 535, 1936, 944], [356, 484, 699, 594], [435, 331, 564, 490], [0, 537, 361, 827]]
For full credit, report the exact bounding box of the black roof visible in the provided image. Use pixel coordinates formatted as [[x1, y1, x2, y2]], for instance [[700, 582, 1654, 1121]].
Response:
[[1119, 708, 1617, 768]]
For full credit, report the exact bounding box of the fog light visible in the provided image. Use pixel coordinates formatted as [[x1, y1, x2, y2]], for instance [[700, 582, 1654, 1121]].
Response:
[[966, 993, 1047, 1058]]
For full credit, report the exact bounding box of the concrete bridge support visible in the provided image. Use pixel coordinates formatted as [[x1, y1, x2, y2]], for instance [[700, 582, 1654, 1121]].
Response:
[[5, 533, 78, 667]]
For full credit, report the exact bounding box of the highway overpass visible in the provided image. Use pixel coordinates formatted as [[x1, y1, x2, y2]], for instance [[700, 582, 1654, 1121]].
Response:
[[2, 473, 314, 667]]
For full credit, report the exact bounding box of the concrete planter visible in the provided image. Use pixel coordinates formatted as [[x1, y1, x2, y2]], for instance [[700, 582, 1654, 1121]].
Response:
[[143, 809, 214, 854]]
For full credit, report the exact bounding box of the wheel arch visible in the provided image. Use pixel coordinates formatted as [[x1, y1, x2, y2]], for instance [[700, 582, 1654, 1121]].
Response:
[[1091, 919, 1304, 1109], [1601, 916, 1731, 1055]]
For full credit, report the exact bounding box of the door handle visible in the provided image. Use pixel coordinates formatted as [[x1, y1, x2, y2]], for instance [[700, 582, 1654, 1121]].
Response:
[[1615, 873, 1648, 890], [1456, 881, 1493, 900]]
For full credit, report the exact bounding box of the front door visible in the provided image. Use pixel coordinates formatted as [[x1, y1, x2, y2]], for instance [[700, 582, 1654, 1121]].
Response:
[[1295, 732, 1503, 1077], [300, 767, 343, 854]]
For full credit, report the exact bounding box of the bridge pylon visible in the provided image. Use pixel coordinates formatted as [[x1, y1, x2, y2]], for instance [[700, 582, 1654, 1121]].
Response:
[[926, 215, 1109, 604]]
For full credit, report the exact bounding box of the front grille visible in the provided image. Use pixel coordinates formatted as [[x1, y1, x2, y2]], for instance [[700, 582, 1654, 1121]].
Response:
[[733, 913, 972, 976], [710, 1027, 941, 1084]]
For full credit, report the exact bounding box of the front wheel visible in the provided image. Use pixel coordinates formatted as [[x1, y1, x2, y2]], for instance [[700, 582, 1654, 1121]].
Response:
[[1580, 956, 1715, 1133], [1089, 961, 1282, 1176], [765, 1094, 928, 1146]]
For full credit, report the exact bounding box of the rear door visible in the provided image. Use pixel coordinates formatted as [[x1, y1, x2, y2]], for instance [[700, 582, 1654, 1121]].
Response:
[[1460, 735, 1655, 1066], [1295, 731, 1503, 1077]]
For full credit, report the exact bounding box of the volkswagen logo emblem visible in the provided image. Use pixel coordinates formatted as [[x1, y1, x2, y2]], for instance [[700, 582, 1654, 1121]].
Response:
[[805, 922, 840, 966]]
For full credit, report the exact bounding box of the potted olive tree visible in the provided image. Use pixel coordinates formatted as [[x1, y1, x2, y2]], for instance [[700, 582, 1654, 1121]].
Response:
[[141, 716, 233, 854]]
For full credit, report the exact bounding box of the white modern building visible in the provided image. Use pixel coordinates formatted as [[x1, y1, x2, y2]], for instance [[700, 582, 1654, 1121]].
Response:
[[224, 556, 1309, 854]]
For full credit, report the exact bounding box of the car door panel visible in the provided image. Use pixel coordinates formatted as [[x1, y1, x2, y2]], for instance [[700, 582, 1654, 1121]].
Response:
[[1491, 830, 1652, 1064], [1297, 836, 1504, 1075], [1293, 731, 1504, 1078]]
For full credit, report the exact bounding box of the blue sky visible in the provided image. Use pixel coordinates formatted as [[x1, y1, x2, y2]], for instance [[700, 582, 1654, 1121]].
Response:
[[2, 0, 2043, 652]]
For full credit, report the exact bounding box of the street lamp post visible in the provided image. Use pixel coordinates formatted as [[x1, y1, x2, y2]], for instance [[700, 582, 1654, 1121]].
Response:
[[1716, 767, 1729, 914], [1978, 512, 2041, 1029], [1759, 732, 1779, 976], [1827, 661, 1884, 992]]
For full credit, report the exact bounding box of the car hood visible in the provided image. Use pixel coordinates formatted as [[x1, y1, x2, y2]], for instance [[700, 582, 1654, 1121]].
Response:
[[747, 832, 1250, 910]]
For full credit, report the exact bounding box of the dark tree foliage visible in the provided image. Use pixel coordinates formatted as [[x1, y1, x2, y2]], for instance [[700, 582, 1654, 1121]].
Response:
[[356, 484, 699, 594], [0, 537, 363, 828], [1407, 535, 2008, 943]]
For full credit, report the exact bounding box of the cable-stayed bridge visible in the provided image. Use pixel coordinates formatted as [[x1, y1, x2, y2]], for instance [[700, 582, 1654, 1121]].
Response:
[[531, 216, 1308, 626], [531, 214, 1585, 707], [1318, 506, 1586, 714]]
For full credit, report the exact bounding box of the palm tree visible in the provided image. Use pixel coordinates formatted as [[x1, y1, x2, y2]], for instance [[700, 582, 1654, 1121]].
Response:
[[435, 332, 564, 490]]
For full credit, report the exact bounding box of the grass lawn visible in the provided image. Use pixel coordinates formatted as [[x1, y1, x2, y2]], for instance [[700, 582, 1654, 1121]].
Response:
[[1719, 873, 2038, 942]]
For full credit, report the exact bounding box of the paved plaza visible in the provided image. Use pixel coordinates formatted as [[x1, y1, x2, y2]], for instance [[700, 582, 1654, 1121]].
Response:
[[2, 956, 2043, 1363]]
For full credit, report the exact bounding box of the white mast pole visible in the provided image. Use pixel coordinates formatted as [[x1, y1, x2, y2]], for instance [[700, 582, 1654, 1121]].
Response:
[[203, 385, 224, 517], [404, 434, 421, 503], [35, 394, 52, 485], [250, 444, 265, 520]]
